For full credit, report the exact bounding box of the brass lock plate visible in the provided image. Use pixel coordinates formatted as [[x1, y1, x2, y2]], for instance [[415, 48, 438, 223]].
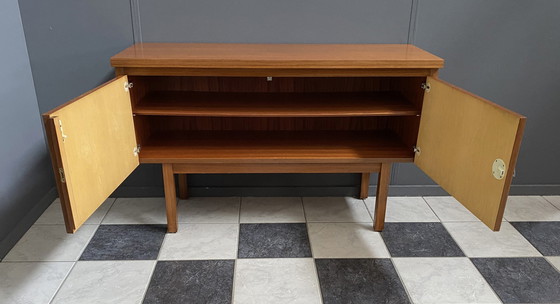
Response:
[[492, 158, 506, 180]]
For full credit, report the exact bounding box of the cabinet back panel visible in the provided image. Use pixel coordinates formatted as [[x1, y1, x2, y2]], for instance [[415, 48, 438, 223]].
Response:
[[146, 116, 390, 132], [129, 76, 424, 94]]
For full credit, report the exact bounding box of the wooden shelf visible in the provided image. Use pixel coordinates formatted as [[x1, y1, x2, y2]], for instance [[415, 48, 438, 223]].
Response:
[[134, 91, 419, 117], [139, 130, 414, 163]]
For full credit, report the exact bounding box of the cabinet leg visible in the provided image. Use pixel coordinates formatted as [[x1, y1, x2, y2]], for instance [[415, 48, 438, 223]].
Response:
[[162, 164, 178, 233], [178, 174, 188, 199], [373, 163, 391, 232], [359, 173, 370, 199]]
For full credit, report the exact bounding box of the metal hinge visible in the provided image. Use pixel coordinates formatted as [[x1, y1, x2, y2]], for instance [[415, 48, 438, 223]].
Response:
[[58, 120, 68, 142], [421, 82, 431, 92], [59, 168, 66, 183], [413, 146, 421, 154], [124, 81, 134, 92], [133, 145, 141, 156]]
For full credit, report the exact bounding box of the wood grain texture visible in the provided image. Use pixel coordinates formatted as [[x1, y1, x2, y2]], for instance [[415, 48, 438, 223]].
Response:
[[134, 91, 418, 117], [147, 116, 391, 132], [162, 164, 178, 233], [415, 77, 525, 230], [178, 174, 188, 199], [111, 43, 444, 70], [118, 67, 438, 77], [374, 163, 391, 231], [139, 130, 413, 164], [360, 173, 371, 199], [132, 76, 425, 93], [172, 163, 382, 174], [43, 76, 138, 231]]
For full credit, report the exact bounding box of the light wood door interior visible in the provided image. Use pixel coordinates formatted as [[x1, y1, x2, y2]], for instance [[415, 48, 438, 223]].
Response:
[[43, 76, 139, 232], [415, 77, 525, 230]]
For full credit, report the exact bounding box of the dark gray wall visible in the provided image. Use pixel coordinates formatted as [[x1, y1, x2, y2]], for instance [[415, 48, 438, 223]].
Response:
[[399, 0, 560, 194], [16, 0, 560, 198], [0, 0, 55, 258]]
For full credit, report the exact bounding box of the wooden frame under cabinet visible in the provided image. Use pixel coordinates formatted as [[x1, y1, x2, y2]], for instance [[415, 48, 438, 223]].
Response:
[[43, 43, 525, 234]]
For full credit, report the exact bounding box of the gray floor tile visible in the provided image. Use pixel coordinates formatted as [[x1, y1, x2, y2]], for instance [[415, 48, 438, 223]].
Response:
[[143, 260, 234, 304], [381, 222, 464, 257], [471, 257, 560, 303], [53, 261, 155, 304], [315, 259, 410, 304], [444, 221, 541, 258], [234, 259, 321, 304], [393, 257, 500, 304], [238, 223, 311, 258], [3, 225, 97, 262], [0, 262, 73, 304], [240, 197, 305, 223], [80, 225, 166, 260], [511, 221, 560, 256]]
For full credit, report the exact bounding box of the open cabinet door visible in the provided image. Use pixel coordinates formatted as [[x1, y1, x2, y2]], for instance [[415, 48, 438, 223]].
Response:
[[415, 77, 525, 230], [43, 76, 138, 233]]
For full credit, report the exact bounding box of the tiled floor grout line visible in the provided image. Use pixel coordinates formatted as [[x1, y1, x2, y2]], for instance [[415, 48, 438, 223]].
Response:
[[301, 197, 326, 304], [7, 196, 560, 304], [139, 260, 158, 303], [98, 198, 117, 225], [420, 196, 444, 222], [359, 197, 375, 222], [388, 257, 415, 304], [48, 261, 77, 304], [542, 195, 560, 211], [545, 257, 560, 273], [230, 259, 238, 304], [465, 257, 504, 304], [230, 196, 242, 304]]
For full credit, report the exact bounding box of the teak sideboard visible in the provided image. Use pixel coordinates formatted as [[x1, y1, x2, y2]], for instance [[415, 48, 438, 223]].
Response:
[[43, 43, 525, 234]]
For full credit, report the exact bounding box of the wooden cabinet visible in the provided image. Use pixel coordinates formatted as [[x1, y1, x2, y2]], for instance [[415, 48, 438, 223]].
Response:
[[42, 43, 525, 234]]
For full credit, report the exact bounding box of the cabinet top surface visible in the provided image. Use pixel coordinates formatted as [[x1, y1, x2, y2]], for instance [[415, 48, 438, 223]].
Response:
[[110, 43, 444, 69]]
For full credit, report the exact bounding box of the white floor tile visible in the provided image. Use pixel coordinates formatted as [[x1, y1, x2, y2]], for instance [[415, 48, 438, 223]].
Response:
[[543, 196, 560, 210], [102, 197, 167, 224], [504, 196, 560, 221], [364, 197, 439, 222], [546, 256, 560, 272], [303, 197, 372, 223], [393, 257, 501, 304], [234, 258, 321, 304], [307, 223, 389, 258], [423, 196, 479, 222], [3, 225, 97, 261], [159, 223, 238, 260], [51, 261, 155, 304], [178, 197, 240, 223], [240, 197, 305, 223], [0, 262, 73, 304], [443, 221, 541, 257], [35, 198, 115, 225]]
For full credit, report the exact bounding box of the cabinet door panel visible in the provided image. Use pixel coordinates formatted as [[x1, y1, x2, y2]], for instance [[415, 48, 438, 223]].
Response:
[[415, 77, 525, 230], [43, 76, 138, 232]]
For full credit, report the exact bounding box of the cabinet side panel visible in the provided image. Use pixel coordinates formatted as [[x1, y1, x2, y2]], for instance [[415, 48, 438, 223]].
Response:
[[415, 77, 525, 230]]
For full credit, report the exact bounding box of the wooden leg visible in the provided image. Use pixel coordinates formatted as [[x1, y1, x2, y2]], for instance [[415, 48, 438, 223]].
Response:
[[162, 163, 178, 233], [373, 163, 391, 232], [359, 173, 371, 199], [178, 174, 188, 199]]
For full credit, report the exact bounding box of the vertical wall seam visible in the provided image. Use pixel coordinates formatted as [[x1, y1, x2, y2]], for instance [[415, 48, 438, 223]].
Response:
[[407, 0, 419, 44], [130, 0, 143, 44]]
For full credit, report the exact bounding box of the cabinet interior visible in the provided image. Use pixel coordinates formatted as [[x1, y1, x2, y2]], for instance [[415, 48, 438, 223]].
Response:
[[128, 76, 425, 163]]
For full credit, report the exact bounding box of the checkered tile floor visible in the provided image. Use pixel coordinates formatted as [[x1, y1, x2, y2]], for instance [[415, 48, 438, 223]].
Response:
[[2, 196, 560, 304]]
